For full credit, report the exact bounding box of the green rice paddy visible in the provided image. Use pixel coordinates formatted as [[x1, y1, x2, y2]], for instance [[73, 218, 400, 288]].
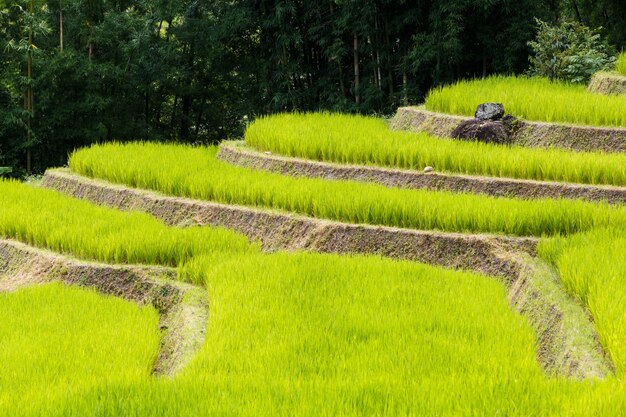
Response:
[[0, 284, 159, 414], [4, 252, 626, 416], [245, 112, 626, 186], [68, 142, 626, 237], [540, 228, 626, 375], [425, 75, 626, 127], [0, 179, 256, 267]]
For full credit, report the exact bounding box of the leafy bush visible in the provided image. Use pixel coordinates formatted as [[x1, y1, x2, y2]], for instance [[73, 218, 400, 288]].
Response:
[[528, 19, 615, 84]]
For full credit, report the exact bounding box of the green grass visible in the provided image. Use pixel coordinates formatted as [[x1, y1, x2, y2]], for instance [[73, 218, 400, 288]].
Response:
[[0, 179, 256, 268], [245, 112, 626, 186], [425, 75, 626, 127], [617, 52, 626, 77], [540, 228, 626, 375], [69, 142, 626, 237], [0, 283, 159, 413]]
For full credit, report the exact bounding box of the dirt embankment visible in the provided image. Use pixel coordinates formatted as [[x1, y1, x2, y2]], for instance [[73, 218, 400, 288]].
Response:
[[41, 169, 613, 379], [0, 239, 207, 377], [218, 142, 626, 205], [391, 107, 626, 153], [588, 72, 626, 96]]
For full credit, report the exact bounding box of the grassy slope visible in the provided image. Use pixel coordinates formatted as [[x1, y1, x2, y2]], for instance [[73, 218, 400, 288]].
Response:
[[425, 75, 626, 127], [245, 112, 626, 186], [0, 283, 159, 414], [69, 142, 626, 237]]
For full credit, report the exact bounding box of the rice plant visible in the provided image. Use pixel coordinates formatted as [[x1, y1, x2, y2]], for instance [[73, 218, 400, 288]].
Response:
[[617, 52, 626, 76], [540, 228, 626, 375], [0, 179, 257, 267], [6, 251, 626, 416], [70, 142, 626, 237], [245, 112, 626, 186], [425, 75, 626, 127], [0, 283, 159, 413]]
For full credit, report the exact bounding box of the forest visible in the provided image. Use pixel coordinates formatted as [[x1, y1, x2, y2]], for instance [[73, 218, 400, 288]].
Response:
[[0, 0, 625, 174]]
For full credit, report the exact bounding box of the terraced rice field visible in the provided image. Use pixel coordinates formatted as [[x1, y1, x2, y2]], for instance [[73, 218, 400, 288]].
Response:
[[245, 112, 626, 185], [4, 104, 626, 414], [68, 142, 626, 236], [425, 75, 626, 127]]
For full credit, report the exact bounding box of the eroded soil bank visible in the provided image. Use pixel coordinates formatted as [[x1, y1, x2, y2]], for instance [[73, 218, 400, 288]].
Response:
[[588, 72, 626, 96]]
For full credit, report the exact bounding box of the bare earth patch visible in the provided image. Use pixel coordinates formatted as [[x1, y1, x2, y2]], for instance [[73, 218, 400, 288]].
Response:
[[41, 169, 613, 379], [391, 107, 626, 153], [0, 239, 207, 377], [217, 142, 626, 205]]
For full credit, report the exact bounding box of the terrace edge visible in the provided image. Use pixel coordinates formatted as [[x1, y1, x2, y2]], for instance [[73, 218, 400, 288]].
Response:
[[588, 72, 626, 96]]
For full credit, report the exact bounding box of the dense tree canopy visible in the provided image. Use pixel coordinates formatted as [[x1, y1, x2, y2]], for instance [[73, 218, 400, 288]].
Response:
[[0, 0, 622, 174]]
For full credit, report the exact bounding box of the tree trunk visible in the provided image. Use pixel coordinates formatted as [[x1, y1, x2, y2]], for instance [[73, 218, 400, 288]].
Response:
[[402, 65, 408, 105], [59, 9, 64, 52], [194, 96, 205, 137], [383, 16, 394, 96], [353, 34, 360, 104]]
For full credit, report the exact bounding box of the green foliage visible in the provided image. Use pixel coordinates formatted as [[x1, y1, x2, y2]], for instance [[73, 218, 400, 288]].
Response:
[[0, 167, 11, 176], [69, 142, 626, 237], [0, 283, 159, 411], [425, 75, 626, 127], [616, 52, 626, 76], [0, 0, 563, 173], [560, 0, 626, 50], [0, 179, 256, 267], [528, 19, 615, 84], [246, 112, 626, 186], [539, 228, 626, 374]]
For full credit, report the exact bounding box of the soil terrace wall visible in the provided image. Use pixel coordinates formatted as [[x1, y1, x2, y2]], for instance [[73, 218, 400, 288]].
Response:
[[588, 72, 626, 96]]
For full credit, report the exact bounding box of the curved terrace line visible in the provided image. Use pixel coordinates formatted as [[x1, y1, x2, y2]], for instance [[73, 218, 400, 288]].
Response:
[[391, 107, 626, 153], [217, 142, 626, 205], [0, 239, 208, 377], [41, 168, 612, 379]]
